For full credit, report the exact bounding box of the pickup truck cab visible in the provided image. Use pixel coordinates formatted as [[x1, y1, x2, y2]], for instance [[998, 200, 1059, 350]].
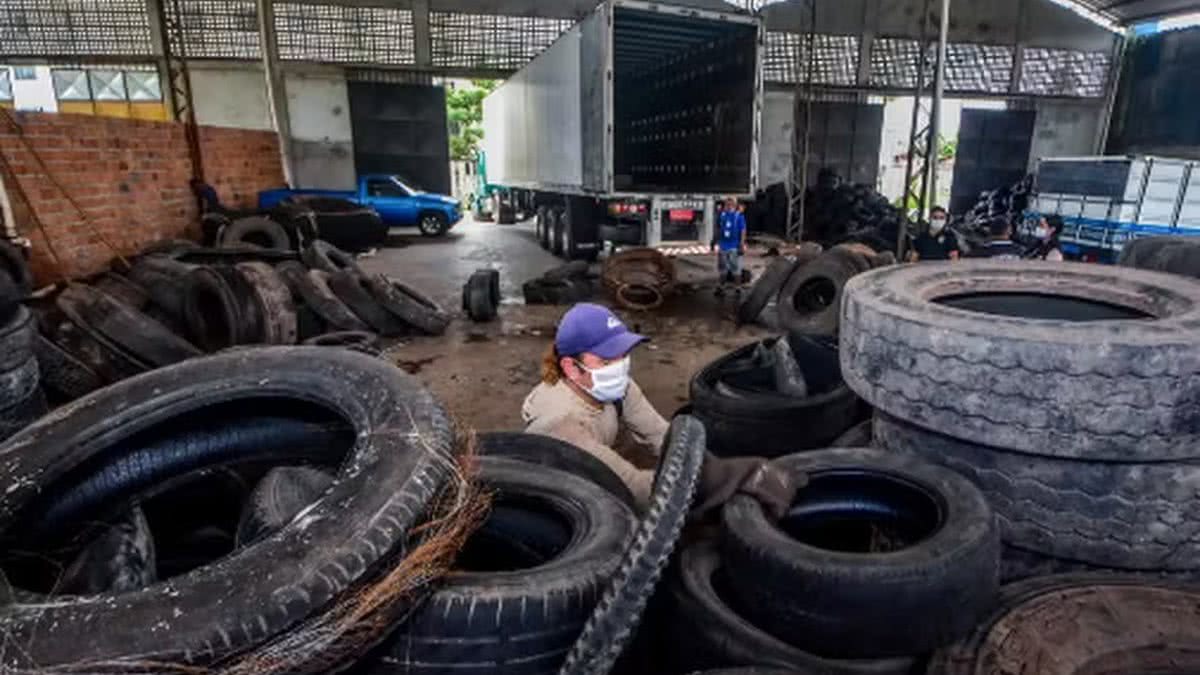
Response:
[[259, 174, 463, 236]]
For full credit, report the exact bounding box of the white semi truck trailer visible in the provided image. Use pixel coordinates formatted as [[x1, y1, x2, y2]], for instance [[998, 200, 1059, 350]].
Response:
[[481, 0, 763, 260]]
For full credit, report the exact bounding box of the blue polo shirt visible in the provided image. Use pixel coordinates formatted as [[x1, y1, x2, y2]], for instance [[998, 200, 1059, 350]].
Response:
[[716, 210, 745, 252]]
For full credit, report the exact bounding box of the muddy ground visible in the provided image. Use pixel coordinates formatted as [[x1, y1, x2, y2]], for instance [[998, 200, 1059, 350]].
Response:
[[358, 216, 774, 433]]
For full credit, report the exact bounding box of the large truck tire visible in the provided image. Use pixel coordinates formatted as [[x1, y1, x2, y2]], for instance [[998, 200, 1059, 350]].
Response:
[[840, 261, 1200, 461], [276, 263, 370, 333], [0, 347, 456, 669], [234, 262, 299, 345], [477, 431, 637, 509], [875, 412, 1200, 571], [369, 457, 635, 675], [721, 447, 999, 658], [364, 275, 450, 336], [327, 269, 409, 336], [667, 541, 915, 675], [737, 256, 799, 325], [552, 208, 566, 257], [928, 576, 1200, 675], [776, 247, 866, 337], [218, 216, 292, 250]]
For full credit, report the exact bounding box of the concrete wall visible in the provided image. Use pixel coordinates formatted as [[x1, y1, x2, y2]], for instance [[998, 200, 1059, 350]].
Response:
[[190, 64, 273, 131], [760, 90, 794, 188], [1027, 100, 1102, 168], [0, 112, 284, 282], [3, 65, 57, 113], [285, 69, 356, 190]]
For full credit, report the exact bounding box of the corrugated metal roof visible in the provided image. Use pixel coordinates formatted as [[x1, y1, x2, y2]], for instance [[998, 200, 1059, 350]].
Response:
[[1072, 0, 1200, 23]]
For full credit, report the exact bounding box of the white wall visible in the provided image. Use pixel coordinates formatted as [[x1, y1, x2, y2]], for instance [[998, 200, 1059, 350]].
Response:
[[189, 64, 273, 131], [285, 69, 356, 190], [759, 90, 794, 189], [2, 65, 58, 113]]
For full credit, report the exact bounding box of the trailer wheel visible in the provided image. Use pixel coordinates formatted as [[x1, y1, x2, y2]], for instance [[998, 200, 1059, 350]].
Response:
[[535, 206, 548, 248], [552, 208, 566, 257]]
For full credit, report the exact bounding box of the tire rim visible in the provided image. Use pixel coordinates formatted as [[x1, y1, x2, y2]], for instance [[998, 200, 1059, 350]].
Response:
[[420, 216, 441, 235], [616, 283, 663, 311]]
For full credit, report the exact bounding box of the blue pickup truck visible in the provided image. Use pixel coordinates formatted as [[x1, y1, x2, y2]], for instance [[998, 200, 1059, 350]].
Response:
[[259, 174, 463, 237]]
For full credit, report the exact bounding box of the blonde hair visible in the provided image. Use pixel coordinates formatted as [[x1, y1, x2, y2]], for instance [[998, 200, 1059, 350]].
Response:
[[541, 342, 565, 385]]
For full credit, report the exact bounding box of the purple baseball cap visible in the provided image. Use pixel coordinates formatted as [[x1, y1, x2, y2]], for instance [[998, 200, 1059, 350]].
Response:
[[555, 303, 646, 360]]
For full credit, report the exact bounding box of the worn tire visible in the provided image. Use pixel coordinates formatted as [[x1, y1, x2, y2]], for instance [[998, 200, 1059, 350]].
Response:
[[235, 466, 334, 546], [0, 241, 31, 296], [928, 575, 1200, 675], [370, 457, 634, 675], [219, 216, 292, 250], [875, 412, 1200, 571], [0, 347, 456, 669], [558, 415, 706, 675], [126, 255, 194, 321], [689, 336, 862, 457], [523, 278, 590, 305], [477, 431, 637, 510], [465, 271, 498, 322], [544, 260, 589, 283], [777, 247, 863, 336], [1117, 235, 1193, 271], [0, 356, 46, 442], [0, 306, 36, 373], [235, 262, 299, 344], [33, 333, 103, 402], [721, 446, 999, 658], [737, 256, 798, 325], [211, 265, 264, 345], [327, 269, 408, 337], [841, 261, 1200, 460], [182, 266, 244, 350], [276, 262, 370, 333], [365, 275, 450, 336], [829, 419, 873, 447], [301, 331, 380, 355], [668, 541, 915, 675], [93, 272, 150, 310], [59, 284, 200, 369], [302, 240, 362, 275]]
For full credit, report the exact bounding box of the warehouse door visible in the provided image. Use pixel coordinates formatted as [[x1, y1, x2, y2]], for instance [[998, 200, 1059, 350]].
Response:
[[348, 82, 451, 195], [794, 101, 884, 188], [949, 109, 1035, 216]]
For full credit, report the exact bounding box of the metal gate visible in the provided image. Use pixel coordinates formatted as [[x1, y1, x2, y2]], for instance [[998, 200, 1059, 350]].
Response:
[[794, 101, 884, 188], [348, 81, 451, 195], [949, 109, 1036, 216]]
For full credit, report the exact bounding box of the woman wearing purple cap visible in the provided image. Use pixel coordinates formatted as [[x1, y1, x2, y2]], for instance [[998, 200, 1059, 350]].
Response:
[[522, 303, 797, 516]]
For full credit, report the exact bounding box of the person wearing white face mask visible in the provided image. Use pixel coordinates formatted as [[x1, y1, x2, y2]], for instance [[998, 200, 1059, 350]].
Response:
[[910, 205, 961, 262], [522, 303, 799, 516]]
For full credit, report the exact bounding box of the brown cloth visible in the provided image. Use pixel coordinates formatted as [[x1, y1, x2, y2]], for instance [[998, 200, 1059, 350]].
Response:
[[690, 453, 803, 522]]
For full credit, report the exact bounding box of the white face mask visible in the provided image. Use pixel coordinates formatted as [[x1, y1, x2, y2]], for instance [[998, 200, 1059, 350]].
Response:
[[1035, 227, 1050, 240], [929, 218, 947, 235], [576, 357, 631, 403]]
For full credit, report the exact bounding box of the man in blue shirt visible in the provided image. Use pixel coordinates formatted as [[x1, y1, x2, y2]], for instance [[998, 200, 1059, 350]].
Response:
[[711, 197, 747, 295]]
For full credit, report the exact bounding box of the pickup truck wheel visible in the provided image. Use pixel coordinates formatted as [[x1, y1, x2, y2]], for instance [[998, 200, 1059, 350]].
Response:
[[418, 212, 448, 237]]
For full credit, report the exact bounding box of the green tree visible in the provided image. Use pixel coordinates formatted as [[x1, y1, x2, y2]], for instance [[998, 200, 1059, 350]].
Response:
[[447, 79, 497, 161]]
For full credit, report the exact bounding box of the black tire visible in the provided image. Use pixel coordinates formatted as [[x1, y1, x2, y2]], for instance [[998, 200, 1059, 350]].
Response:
[[874, 412, 1200, 571], [737, 256, 798, 325], [928, 575, 1200, 675], [562, 206, 579, 260], [777, 247, 862, 336], [829, 419, 873, 447], [302, 240, 363, 275], [552, 208, 565, 256], [365, 275, 450, 336], [0, 347, 456, 669], [218, 216, 292, 250], [558, 414, 706, 675], [126, 255, 194, 322], [55, 291, 150, 379], [721, 446, 999, 658], [1117, 235, 1193, 271], [174, 246, 302, 266], [0, 305, 36, 373], [689, 336, 862, 457], [0, 240, 32, 296], [465, 271, 498, 322], [417, 211, 449, 237], [34, 333, 103, 403], [327, 269, 408, 337], [93, 272, 150, 310], [370, 457, 635, 675], [0, 270, 19, 323], [235, 262, 299, 345], [535, 206, 548, 246], [236, 466, 334, 546], [276, 262, 371, 333], [477, 432, 638, 510], [0, 355, 46, 442], [60, 284, 201, 369], [543, 260, 589, 283], [182, 266, 244, 350], [301, 331, 381, 355], [541, 209, 554, 250], [841, 261, 1200, 460], [211, 265, 265, 346], [1142, 239, 1200, 279], [668, 541, 915, 675], [523, 278, 589, 305]]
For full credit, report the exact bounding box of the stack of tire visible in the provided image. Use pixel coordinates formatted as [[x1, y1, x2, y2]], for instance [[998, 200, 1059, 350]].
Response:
[[31, 239, 447, 406], [210, 198, 389, 252], [524, 260, 596, 306], [665, 446, 1001, 673], [462, 268, 500, 322], [688, 334, 867, 458], [0, 240, 46, 441], [738, 243, 895, 335], [802, 175, 905, 252], [839, 260, 1200, 581]]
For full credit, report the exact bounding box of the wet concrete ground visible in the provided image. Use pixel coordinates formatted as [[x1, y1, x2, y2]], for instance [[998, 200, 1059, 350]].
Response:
[[358, 216, 773, 433]]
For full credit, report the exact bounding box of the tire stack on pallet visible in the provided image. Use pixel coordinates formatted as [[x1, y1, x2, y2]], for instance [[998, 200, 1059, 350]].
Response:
[[29, 239, 448, 409], [840, 260, 1200, 581], [738, 243, 894, 335]]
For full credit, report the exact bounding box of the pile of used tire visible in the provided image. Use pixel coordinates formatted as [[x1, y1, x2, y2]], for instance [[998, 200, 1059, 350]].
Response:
[[0, 240, 46, 442], [31, 238, 447, 407], [739, 243, 894, 334], [802, 172, 905, 253], [955, 174, 1033, 246], [209, 198, 388, 253]]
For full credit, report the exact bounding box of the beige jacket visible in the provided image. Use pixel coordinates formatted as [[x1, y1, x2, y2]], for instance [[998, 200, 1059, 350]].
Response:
[[521, 379, 669, 507]]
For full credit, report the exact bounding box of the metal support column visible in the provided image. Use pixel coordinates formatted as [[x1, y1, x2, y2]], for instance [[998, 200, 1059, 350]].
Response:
[[785, 0, 817, 242], [1095, 30, 1128, 154], [257, 0, 295, 187], [413, 0, 433, 69], [924, 0, 951, 210], [151, 0, 204, 185]]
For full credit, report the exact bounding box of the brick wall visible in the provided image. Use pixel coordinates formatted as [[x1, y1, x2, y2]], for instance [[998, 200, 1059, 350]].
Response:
[[0, 111, 285, 283]]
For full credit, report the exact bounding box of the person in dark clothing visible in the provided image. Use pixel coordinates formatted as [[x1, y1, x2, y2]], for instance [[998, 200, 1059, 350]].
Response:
[[970, 216, 1024, 260], [910, 205, 960, 261], [190, 178, 223, 214], [1030, 214, 1065, 261]]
